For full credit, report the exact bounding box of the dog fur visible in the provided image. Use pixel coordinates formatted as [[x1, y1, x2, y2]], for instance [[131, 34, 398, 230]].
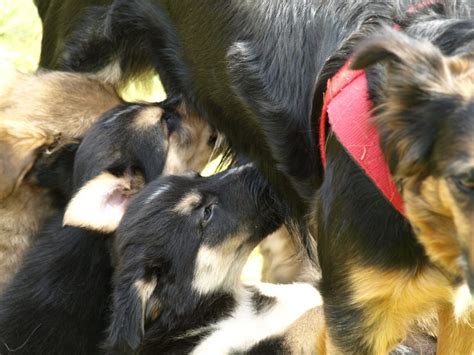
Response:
[[105, 165, 324, 354], [34, 0, 474, 352], [0, 96, 213, 354], [0, 70, 121, 290]]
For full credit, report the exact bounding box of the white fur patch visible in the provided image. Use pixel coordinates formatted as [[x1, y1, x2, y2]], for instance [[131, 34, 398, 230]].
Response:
[[94, 60, 123, 85], [218, 163, 253, 180], [103, 105, 140, 125], [453, 283, 474, 322], [134, 277, 157, 318], [145, 184, 170, 205], [191, 283, 321, 354], [63, 172, 132, 233]]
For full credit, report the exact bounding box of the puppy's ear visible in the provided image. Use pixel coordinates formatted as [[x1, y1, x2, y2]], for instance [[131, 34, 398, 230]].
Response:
[[0, 121, 53, 200], [351, 29, 443, 71], [106, 272, 159, 353], [63, 171, 143, 232]]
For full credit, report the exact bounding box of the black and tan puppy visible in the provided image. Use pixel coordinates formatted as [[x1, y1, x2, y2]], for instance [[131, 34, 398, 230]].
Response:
[[0, 98, 214, 355], [0, 70, 122, 290], [105, 165, 322, 354]]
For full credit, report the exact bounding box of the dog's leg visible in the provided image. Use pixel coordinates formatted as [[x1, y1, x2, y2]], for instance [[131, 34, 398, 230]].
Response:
[[437, 301, 474, 354], [321, 265, 451, 354]]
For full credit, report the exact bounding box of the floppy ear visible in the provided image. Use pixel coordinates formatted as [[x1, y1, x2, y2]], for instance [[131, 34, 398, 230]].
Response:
[[0, 121, 54, 200], [351, 29, 444, 71], [63, 171, 140, 233], [105, 271, 159, 353]]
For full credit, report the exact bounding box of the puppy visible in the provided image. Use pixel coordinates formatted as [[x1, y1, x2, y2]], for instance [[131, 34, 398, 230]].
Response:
[[0, 70, 121, 290], [0, 97, 213, 354], [105, 165, 321, 354]]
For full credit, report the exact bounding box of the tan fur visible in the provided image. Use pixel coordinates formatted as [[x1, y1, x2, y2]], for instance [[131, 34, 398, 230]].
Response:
[[0, 70, 121, 290], [283, 306, 324, 354], [0, 184, 55, 288], [173, 192, 202, 215], [437, 302, 474, 355], [404, 177, 464, 276], [347, 31, 474, 354], [164, 105, 215, 174], [133, 106, 164, 129], [260, 226, 315, 284], [349, 265, 457, 354], [0, 120, 55, 199], [193, 234, 251, 294], [134, 277, 158, 313]]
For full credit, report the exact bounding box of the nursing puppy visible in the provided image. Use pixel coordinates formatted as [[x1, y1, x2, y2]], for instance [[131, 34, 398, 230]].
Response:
[[105, 165, 320, 354], [0, 70, 121, 290], [0, 98, 214, 355]]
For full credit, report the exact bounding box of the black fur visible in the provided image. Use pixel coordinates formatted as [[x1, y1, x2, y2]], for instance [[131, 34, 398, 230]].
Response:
[[0, 218, 113, 355], [0, 98, 183, 355], [248, 286, 277, 314], [105, 166, 286, 353], [28, 143, 80, 206]]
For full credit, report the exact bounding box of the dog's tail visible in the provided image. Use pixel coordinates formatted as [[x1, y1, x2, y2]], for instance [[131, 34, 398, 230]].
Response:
[[60, 0, 193, 98]]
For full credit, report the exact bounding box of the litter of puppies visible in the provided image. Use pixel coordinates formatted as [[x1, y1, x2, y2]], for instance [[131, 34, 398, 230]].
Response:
[[0, 0, 472, 353]]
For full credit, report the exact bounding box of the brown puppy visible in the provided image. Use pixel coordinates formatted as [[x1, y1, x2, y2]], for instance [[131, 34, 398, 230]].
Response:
[[0, 70, 122, 290]]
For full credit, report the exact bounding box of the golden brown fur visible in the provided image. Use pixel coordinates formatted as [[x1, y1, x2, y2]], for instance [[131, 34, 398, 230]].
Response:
[[337, 28, 474, 353], [0, 70, 122, 290], [163, 104, 217, 175], [260, 226, 316, 284]]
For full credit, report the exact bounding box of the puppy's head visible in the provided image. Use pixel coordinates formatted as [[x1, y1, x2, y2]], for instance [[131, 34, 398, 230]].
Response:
[[353, 29, 474, 295], [73, 98, 216, 188], [63, 97, 216, 234], [104, 165, 285, 353]]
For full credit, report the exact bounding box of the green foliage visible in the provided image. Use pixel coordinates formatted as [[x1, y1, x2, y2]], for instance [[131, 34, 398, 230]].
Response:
[[0, 0, 42, 73]]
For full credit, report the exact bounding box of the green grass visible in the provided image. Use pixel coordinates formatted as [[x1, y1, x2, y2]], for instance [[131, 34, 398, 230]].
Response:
[[0, 0, 41, 73]]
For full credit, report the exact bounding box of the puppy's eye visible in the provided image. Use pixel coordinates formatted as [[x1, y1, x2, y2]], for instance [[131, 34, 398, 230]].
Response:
[[162, 112, 180, 134], [454, 174, 474, 193], [202, 204, 215, 225]]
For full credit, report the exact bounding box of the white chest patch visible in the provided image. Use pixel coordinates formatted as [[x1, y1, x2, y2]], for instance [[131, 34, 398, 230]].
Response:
[[191, 282, 322, 354]]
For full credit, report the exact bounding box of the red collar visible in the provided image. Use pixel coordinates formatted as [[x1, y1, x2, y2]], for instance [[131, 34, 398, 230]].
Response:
[[319, 61, 405, 216]]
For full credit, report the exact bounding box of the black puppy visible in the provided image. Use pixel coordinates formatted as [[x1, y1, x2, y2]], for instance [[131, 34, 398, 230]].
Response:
[[105, 165, 321, 354], [0, 99, 201, 354]]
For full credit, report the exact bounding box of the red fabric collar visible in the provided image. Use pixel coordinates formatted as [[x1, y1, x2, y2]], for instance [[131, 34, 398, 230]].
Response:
[[319, 61, 405, 216]]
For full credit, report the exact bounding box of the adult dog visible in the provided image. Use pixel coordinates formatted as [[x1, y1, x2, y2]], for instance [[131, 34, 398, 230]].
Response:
[[35, 0, 473, 353]]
